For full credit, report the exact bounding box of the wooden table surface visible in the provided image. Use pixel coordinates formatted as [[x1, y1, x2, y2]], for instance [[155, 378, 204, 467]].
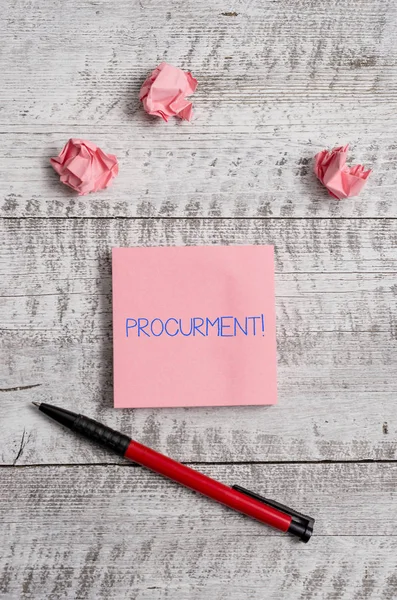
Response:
[[1, 1, 397, 598]]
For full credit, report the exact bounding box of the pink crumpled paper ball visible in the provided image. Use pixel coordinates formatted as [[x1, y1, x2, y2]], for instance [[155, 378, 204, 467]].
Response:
[[139, 62, 198, 122], [50, 139, 119, 195], [314, 144, 371, 200]]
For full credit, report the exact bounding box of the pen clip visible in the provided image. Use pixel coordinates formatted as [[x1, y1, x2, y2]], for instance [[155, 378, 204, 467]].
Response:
[[232, 484, 314, 543]]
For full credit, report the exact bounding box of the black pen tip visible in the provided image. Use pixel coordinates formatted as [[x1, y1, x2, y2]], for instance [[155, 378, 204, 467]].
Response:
[[32, 401, 41, 407]]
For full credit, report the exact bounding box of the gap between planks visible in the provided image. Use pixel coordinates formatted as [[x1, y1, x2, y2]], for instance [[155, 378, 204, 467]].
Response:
[[2, 458, 397, 469]]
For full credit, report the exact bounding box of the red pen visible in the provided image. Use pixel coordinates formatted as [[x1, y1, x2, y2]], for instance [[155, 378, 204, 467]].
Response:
[[32, 402, 314, 542]]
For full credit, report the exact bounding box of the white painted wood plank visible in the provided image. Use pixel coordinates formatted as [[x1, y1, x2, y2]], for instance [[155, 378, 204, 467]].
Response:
[[1, 464, 397, 599], [0, 218, 396, 464], [3, 0, 395, 122], [1, 0, 396, 217], [1, 218, 397, 275], [0, 130, 395, 218], [1, 334, 396, 465]]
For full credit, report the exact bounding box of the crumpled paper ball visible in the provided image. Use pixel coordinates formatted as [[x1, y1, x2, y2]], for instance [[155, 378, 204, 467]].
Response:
[[139, 62, 198, 122], [314, 144, 371, 200], [50, 139, 119, 195]]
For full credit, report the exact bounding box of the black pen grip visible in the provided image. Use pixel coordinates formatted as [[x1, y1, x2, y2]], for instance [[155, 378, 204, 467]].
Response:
[[72, 415, 131, 455]]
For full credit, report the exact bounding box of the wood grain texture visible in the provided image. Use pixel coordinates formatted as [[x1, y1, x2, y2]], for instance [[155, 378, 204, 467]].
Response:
[[1, 218, 396, 465], [1, 0, 397, 597], [1, 464, 397, 600], [1, 0, 396, 218], [1, 129, 396, 219]]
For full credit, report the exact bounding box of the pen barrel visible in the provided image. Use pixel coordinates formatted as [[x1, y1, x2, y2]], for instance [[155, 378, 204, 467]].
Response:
[[73, 415, 131, 456], [125, 440, 291, 532]]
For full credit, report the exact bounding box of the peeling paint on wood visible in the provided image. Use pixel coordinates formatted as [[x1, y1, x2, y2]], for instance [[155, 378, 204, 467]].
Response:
[[1, 0, 397, 596], [0, 219, 397, 465], [0, 0, 397, 218], [1, 464, 397, 599]]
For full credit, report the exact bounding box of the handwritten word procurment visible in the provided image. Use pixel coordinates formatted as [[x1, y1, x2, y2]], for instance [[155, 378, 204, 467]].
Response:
[[125, 315, 266, 338]]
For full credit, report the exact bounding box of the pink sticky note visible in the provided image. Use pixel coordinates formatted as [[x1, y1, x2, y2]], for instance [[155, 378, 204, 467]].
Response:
[[112, 246, 277, 409]]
